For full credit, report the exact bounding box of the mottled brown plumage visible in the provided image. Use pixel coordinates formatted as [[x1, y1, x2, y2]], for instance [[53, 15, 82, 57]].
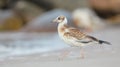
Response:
[[63, 28, 86, 40]]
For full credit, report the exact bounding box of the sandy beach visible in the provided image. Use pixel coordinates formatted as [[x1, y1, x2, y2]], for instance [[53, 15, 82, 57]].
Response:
[[0, 26, 120, 67]]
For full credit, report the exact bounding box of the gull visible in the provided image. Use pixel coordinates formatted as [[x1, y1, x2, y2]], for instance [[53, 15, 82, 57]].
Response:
[[53, 15, 111, 59]]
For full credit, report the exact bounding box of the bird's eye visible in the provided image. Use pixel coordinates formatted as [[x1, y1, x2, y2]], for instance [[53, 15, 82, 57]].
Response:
[[58, 17, 60, 20]]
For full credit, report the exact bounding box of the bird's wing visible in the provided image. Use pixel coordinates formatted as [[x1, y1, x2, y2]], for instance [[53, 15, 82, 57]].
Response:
[[63, 28, 86, 40], [63, 28, 98, 43], [86, 35, 99, 42], [63, 28, 111, 45], [79, 35, 98, 43]]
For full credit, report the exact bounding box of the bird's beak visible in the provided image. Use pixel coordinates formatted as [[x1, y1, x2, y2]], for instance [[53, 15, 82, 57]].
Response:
[[52, 19, 57, 23]]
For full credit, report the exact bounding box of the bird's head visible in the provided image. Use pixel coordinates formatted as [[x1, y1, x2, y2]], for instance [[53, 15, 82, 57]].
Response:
[[53, 15, 67, 24]]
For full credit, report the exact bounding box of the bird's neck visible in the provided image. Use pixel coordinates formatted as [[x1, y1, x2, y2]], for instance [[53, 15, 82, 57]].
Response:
[[58, 21, 68, 34]]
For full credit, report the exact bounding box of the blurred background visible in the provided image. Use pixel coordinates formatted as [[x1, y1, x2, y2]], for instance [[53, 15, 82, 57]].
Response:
[[0, 0, 120, 61]]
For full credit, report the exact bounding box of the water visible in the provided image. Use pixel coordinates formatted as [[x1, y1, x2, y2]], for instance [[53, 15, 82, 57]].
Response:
[[0, 32, 68, 60]]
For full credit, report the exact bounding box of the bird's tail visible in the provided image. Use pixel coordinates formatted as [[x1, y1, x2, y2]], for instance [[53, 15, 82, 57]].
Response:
[[86, 35, 111, 45], [98, 40, 111, 45]]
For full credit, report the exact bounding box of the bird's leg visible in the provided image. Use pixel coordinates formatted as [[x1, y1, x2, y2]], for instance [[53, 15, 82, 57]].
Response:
[[59, 49, 71, 60], [79, 47, 85, 59]]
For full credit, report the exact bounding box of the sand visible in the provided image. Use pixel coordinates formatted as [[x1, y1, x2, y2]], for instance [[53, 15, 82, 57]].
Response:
[[0, 26, 120, 67]]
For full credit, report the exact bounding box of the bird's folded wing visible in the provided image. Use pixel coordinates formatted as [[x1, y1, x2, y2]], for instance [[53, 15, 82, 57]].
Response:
[[63, 28, 97, 43], [77, 36, 99, 43], [63, 28, 86, 40]]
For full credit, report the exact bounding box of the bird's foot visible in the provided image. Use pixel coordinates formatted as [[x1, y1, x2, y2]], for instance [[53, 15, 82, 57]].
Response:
[[58, 50, 71, 61]]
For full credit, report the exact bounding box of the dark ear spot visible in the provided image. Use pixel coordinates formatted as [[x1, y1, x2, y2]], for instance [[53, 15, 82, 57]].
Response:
[[58, 17, 61, 20], [57, 16, 65, 21]]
